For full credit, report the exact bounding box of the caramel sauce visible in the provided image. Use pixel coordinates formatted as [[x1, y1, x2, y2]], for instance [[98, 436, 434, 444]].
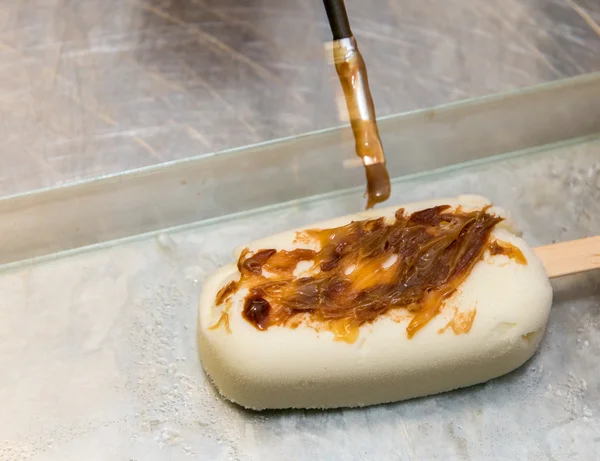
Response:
[[209, 311, 231, 333], [364, 164, 391, 209], [521, 331, 538, 343], [330, 318, 360, 343], [489, 241, 527, 265], [243, 295, 271, 330], [439, 308, 477, 335], [214, 205, 503, 341], [216, 281, 238, 305]]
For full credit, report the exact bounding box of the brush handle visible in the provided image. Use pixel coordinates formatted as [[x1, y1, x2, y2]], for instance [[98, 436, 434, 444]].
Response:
[[323, 0, 353, 40], [534, 236, 600, 278]]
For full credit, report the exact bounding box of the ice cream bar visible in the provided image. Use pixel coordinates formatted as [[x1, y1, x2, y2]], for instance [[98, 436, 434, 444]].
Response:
[[197, 195, 552, 410]]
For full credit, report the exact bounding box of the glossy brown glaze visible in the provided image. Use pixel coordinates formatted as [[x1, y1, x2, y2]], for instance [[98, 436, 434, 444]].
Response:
[[215, 205, 503, 341], [365, 164, 391, 209], [489, 240, 528, 265], [243, 296, 272, 330]]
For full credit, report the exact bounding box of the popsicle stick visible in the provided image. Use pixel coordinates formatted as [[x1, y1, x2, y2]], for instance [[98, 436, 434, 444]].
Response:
[[534, 236, 600, 278]]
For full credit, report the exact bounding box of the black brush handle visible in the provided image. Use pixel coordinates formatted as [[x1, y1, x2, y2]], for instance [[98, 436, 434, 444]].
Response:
[[322, 0, 353, 40]]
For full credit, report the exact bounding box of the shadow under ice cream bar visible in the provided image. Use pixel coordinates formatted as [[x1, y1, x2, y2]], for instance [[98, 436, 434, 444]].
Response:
[[198, 195, 596, 410]]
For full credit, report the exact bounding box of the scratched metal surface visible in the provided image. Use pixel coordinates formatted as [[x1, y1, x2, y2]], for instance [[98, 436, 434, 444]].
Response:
[[0, 0, 600, 197], [1, 136, 599, 461]]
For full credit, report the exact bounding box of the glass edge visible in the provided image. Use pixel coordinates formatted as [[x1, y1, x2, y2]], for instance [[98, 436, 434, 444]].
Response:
[[2, 132, 597, 274], [2, 72, 599, 204]]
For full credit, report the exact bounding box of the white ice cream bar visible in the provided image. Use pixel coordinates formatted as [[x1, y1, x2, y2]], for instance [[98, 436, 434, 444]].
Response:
[[197, 195, 553, 410]]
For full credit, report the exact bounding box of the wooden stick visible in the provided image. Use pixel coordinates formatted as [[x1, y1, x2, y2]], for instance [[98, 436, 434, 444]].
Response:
[[534, 236, 600, 278]]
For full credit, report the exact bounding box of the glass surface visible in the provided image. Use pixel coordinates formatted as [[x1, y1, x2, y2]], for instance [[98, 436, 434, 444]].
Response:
[[0, 73, 599, 267]]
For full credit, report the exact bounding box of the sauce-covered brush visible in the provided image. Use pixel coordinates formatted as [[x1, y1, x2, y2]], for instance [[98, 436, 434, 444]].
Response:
[[322, 0, 391, 209]]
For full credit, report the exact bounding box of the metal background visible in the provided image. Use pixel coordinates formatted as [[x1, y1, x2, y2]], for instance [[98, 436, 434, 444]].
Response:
[[0, 0, 599, 197]]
